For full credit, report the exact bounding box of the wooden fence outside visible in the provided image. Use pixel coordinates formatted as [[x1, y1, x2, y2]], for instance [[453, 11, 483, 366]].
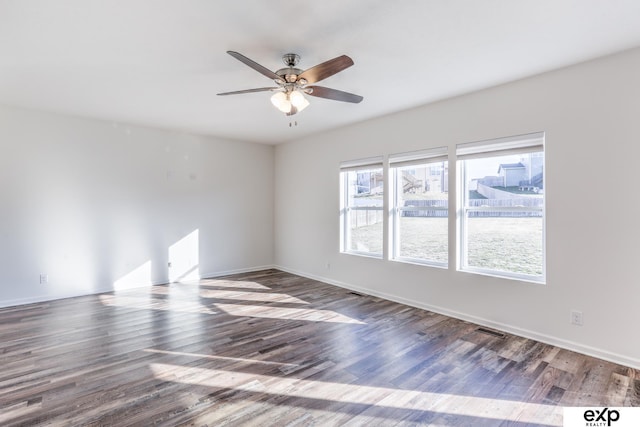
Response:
[[350, 198, 543, 229], [402, 198, 543, 218]]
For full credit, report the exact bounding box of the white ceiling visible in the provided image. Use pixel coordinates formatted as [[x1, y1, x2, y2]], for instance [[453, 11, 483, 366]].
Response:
[[1, 1, 640, 145]]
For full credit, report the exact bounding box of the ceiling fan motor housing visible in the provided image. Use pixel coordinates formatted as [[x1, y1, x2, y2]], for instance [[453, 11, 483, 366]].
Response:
[[275, 67, 303, 84], [275, 53, 304, 84]]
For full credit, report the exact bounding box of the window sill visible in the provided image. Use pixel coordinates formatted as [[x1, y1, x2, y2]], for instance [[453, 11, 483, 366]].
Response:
[[340, 250, 383, 260], [392, 257, 448, 269], [458, 267, 546, 285]]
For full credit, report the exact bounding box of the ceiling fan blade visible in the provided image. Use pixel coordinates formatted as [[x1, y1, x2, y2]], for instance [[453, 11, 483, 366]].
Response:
[[227, 51, 284, 83], [298, 55, 354, 84], [217, 87, 279, 96], [307, 86, 363, 103]]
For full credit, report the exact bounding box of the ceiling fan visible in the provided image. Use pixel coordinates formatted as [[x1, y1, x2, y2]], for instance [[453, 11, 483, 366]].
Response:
[[217, 51, 363, 116]]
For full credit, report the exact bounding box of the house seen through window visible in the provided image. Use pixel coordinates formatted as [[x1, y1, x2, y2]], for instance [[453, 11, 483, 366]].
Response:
[[339, 133, 545, 284], [340, 158, 384, 257], [390, 147, 449, 266], [457, 132, 545, 282]]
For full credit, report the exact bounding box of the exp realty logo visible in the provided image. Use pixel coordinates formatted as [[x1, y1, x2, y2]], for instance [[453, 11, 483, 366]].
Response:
[[564, 407, 640, 427], [583, 408, 619, 426]]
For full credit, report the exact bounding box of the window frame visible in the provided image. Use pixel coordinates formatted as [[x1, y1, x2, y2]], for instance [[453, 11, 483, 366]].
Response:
[[339, 157, 385, 258], [389, 147, 449, 267], [456, 132, 546, 283]]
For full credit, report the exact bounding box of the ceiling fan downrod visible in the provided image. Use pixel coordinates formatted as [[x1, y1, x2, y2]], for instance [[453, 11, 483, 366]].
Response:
[[282, 53, 300, 67]]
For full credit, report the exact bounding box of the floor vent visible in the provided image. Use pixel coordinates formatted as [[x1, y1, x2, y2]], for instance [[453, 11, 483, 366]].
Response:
[[476, 327, 506, 339]]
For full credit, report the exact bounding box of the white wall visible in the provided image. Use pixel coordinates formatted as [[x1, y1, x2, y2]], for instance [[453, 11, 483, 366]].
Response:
[[0, 106, 274, 306], [274, 48, 640, 368]]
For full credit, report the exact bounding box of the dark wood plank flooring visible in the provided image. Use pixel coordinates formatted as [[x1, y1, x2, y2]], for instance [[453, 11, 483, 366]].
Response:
[[0, 270, 637, 426]]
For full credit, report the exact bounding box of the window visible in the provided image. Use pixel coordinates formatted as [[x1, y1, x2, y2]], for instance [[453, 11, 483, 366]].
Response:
[[457, 132, 545, 282], [390, 148, 449, 266], [340, 157, 384, 257]]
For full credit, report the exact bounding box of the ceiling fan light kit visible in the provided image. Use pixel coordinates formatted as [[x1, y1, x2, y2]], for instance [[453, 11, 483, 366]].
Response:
[[218, 51, 363, 117], [270, 89, 309, 115]]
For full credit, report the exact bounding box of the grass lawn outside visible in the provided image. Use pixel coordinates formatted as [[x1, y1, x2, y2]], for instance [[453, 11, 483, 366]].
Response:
[[350, 217, 543, 275]]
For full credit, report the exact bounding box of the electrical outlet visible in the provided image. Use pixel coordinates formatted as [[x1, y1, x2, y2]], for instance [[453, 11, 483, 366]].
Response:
[[39, 274, 48, 284], [570, 310, 583, 326]]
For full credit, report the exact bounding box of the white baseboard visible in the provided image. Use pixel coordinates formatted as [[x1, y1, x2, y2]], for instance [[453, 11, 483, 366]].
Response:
[[5, 264, 637, 370], [0, 265, 276, 309], [274, 265, 640, 370], [0, 280, 165, 309], [199, 264, 277, 280]]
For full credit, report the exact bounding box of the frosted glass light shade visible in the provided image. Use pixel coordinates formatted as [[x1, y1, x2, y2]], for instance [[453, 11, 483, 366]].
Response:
[[290, 90, 310, 112], [270, 92, 291, 113]]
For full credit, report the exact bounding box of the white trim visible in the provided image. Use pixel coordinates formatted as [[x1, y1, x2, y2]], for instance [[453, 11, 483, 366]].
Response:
[[456, 131, 544, 160], [391, 257, 448, 269], [0, 265, 276, 309], [341, 250, 383, 259], [339, 156, 384, 171], [198, 264, 277, 279], [0, 280, 165, 309], [457, 265, 546, 285], [389, 146, 448, 167], [274, 265, 640, 370]]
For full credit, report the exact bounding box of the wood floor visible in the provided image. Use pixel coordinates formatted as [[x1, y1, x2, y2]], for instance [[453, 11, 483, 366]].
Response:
[[0, 270, 637, 426]]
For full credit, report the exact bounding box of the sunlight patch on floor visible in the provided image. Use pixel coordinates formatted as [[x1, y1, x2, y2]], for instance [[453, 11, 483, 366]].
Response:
[[149, 362, 562, 425], [99, 294, 216, 314], [199, 289, 309, 305], [213, 303, 365, 324], [199, 279, 272, 290], [144, 349, 300, 368]]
